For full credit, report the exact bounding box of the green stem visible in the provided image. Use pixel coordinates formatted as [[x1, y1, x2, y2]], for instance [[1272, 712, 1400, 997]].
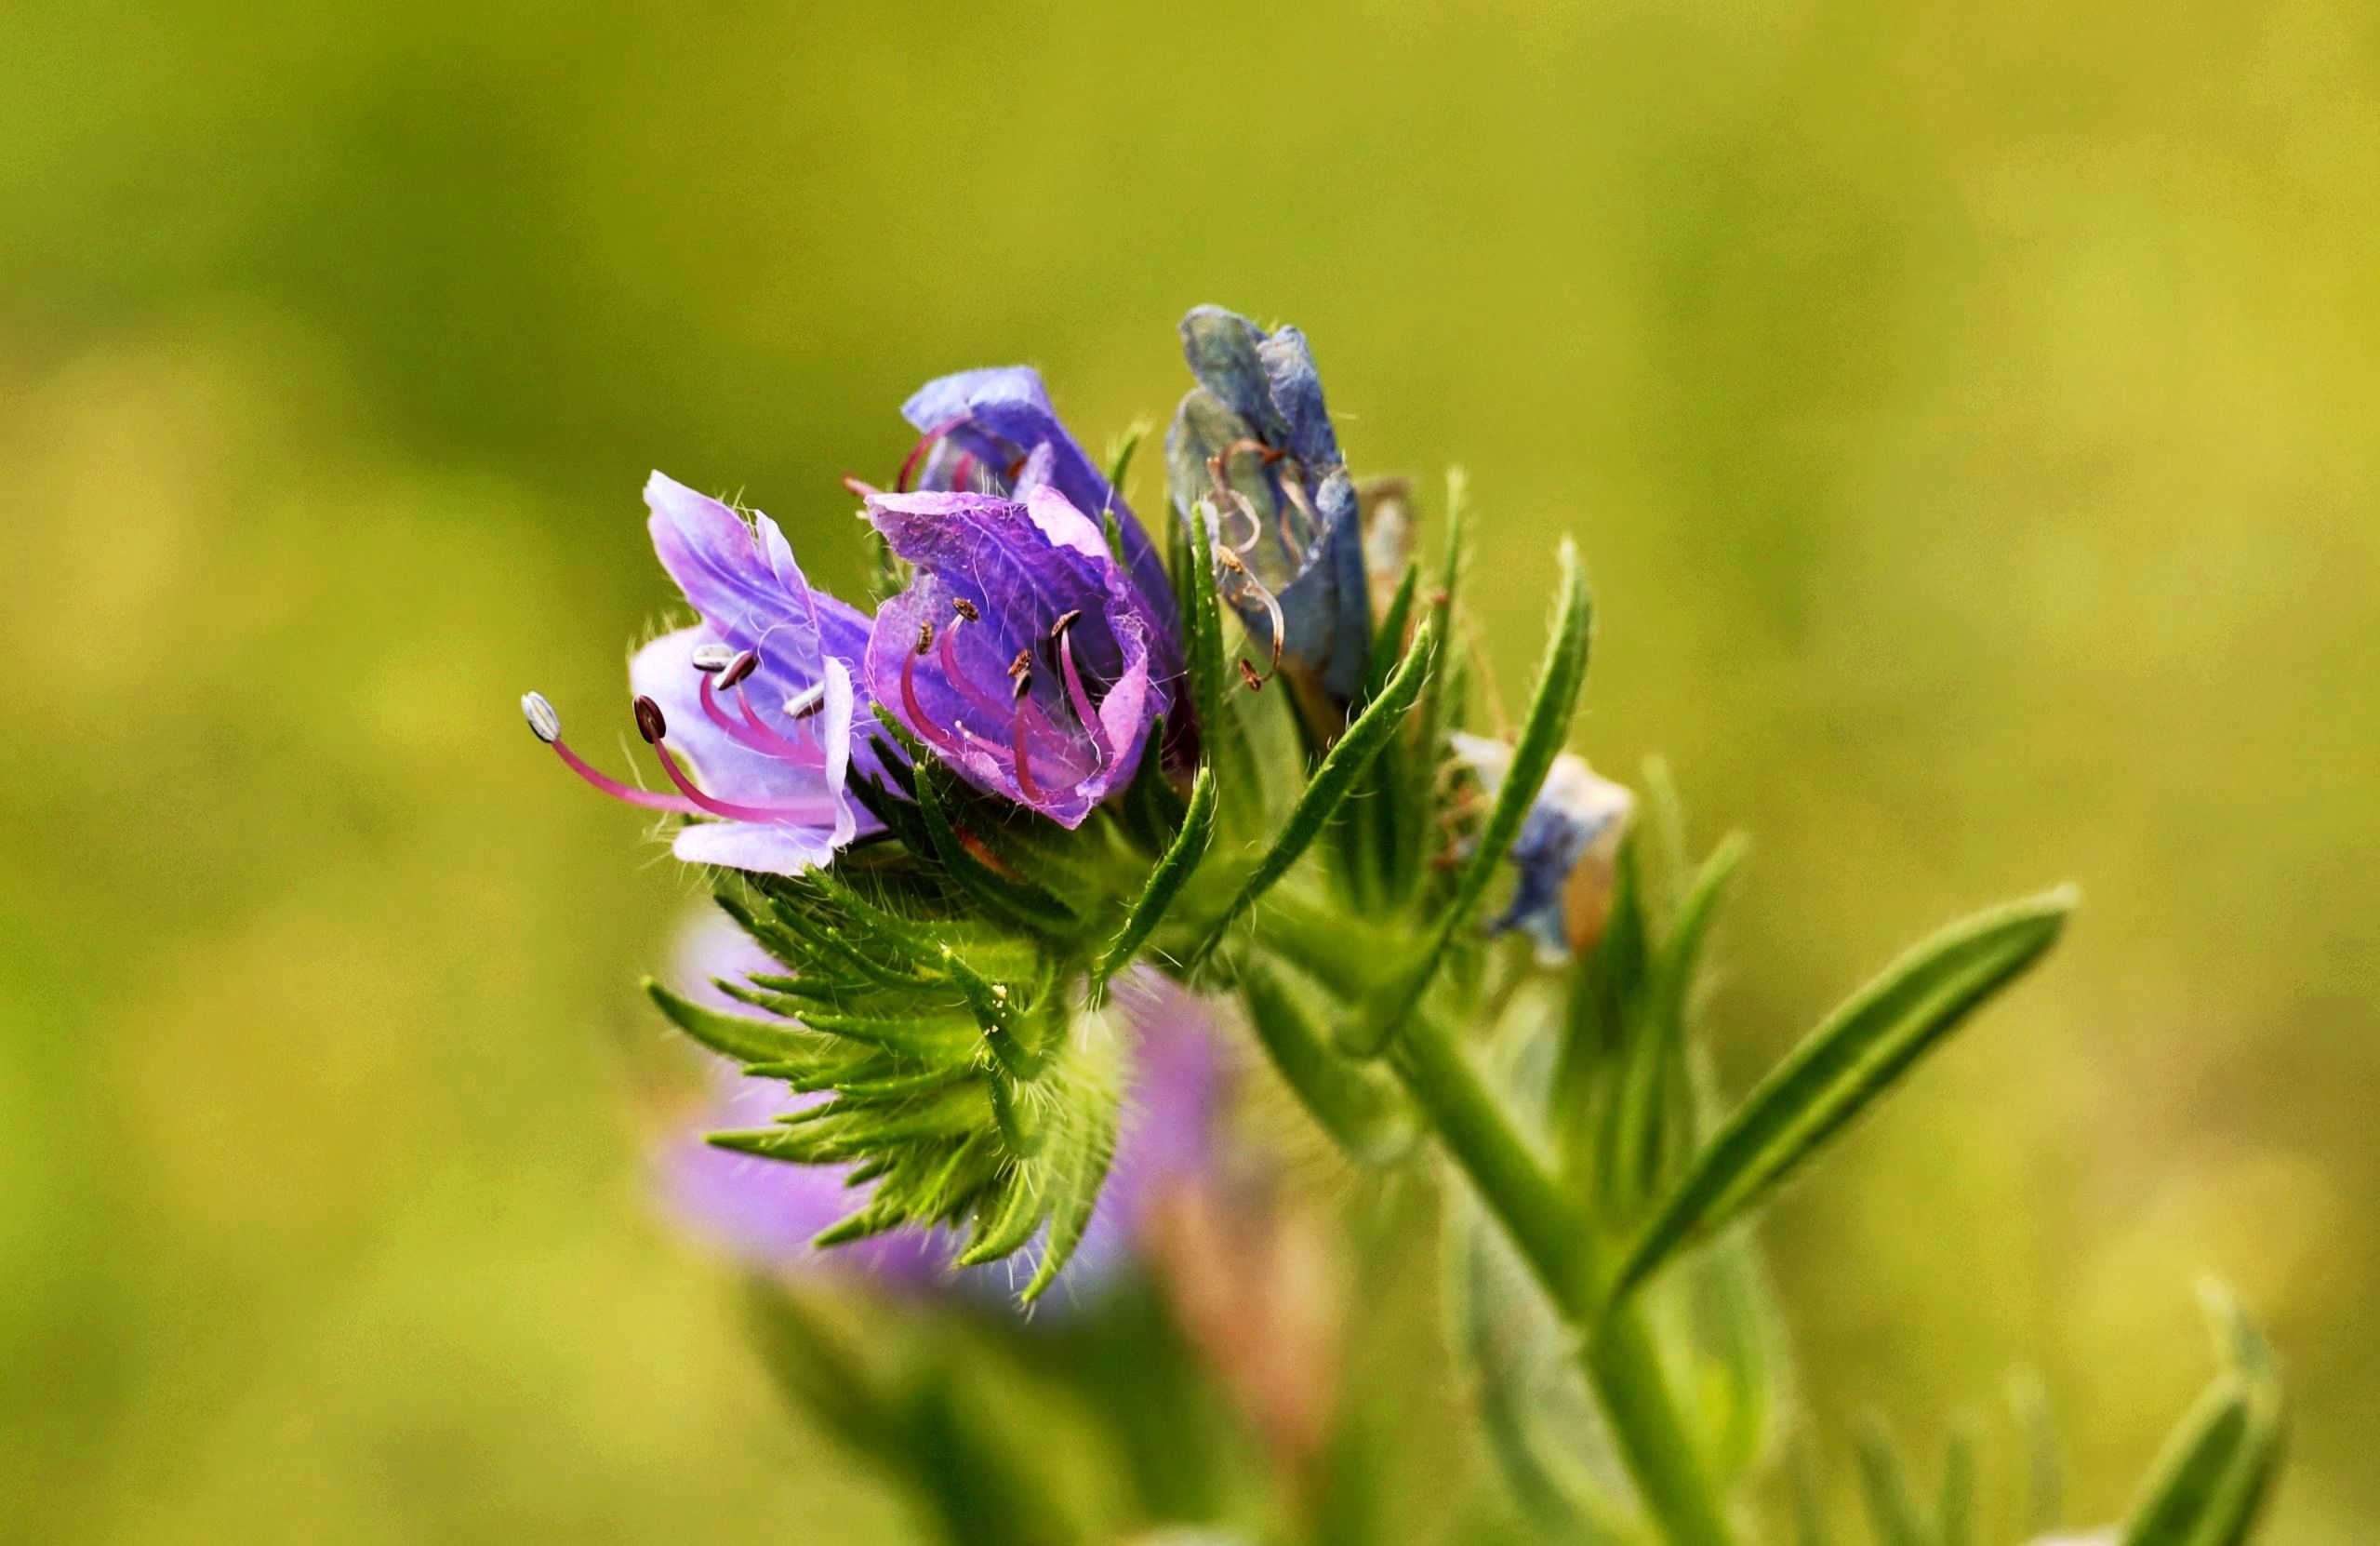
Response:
[[1391, 1013, 1735, 1546]]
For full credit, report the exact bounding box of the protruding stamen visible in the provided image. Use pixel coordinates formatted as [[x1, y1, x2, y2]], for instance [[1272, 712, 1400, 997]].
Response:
[[1238, 659, 1265, 693], [783, 682, 826, 720], [690, 644, 738, 673], [532, 698, 699, 813], [522, 691, 562, 744], [896, 416, 969, 493], [915, 619, 935, 656], [633, 696, 668, 744], [1225, 572, 1286, 680], [1007, 646, 1031, 679], [1011, 668, 1033, 703], [1010, 704, 1043, 803], [899, 645, 956, 748], [646, 734, 837, 825], [1279, 475, 1320, 551], [951, 595, 980, 622], [720, 649, 760, 688], [1054, 625, 1109, 767], [1049, 607, 1082, 637]]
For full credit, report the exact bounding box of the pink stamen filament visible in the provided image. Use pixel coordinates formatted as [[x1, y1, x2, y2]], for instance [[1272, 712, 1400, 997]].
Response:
[[648, 736, 837, 825], [696, 672, 824, 766], [549, 738, 702, 812], [899, 646, 962, 752], [895, 416, 970, 494], [1010, 707, 1044, 802], [1056, 627, 1110, 766]]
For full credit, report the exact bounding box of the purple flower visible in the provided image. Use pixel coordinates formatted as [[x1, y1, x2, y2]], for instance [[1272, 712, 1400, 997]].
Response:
[[658, 912, 1232, 1299], [863, 484, 1169, 826], [1452, 733, 1635, 963], [525, 473, 888, 875], [897, 365, 1182, 686], [1166, 306, 1370, 702]]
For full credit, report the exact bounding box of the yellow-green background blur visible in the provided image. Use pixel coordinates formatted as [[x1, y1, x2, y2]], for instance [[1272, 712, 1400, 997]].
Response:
[[5, 2, 2374, 1540]]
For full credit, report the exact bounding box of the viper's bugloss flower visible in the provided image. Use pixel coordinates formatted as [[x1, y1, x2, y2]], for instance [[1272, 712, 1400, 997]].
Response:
[[1166, 305, 1370, 702], [661, 913, 1231, 1295], [1452, 732, 1634, 963], [527, 473, 890, 875], [863, 484, 1169, 826], [898, 366, 1183, 687]]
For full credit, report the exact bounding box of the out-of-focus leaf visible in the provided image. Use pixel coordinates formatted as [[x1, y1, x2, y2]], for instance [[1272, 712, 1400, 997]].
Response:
[[1445, 1189, 1632, 1544], [1854, 1418, 1935, 1546], [2010, 1369, 2064, 1537], [1235, 952, 1416, 1165], [1937, 1417, 1978, 1546], [1608, 887, 2075, 1301], [2121, 1285, 2286, 1546]]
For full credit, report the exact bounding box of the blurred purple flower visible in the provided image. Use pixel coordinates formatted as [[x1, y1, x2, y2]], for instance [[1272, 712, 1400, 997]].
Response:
[[1166, 306, 1370, 703], [659, 912, 1230, 1299], [527, 473, 890, 875], [897, 365, 1181, 687], [863, 484, 1169, 826], [1452, 733, 1634, 964]]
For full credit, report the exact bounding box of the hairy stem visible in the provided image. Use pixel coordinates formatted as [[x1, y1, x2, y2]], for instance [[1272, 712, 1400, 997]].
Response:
[[1390, 1012, 1735, 1546]]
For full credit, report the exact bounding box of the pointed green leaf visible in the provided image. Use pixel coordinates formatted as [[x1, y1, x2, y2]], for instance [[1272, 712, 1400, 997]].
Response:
[[1609, 887, 2074, 1301], [1236, 953, 1416, 1166], [1854, 1419, 1935, 1546], [1347, 540, 1591, 1056], [1937, 1417, 1977, 1546], [2010, 1369, 2064, 1537], [1095, 765, 1217, 984], [645, 978, 815, 1066], [1607, 833, 1748, 1210], [1191, 620, 1438, 961], [2121, 1378, 2254, 1546]]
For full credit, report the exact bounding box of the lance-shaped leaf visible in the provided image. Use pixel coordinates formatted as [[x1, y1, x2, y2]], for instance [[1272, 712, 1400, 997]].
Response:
[[1235, 952, 1416, 1166], [1190, 620, 1439, 963], [1937, 1417, 1978, 1546], [1608, 886, 2075, 1303], [1854, 1419, 1935, 1546], [2010, 1370, 2064, 1537], [645, 979, 820, 1066], [1604, 833, 1748, 1214], [1342, 542, 1591, 1057], [1095, 766, 1217, 985], [2120, 1286, 2285, 1546]]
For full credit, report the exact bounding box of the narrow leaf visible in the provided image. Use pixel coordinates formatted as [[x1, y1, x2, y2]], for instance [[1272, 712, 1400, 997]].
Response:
[[2120, 1379, 2254, 1546], [2010, 1369, 2064, 1536], [1191, 620, 1438, 960], [1236, 953, 1416, 1165], [1347, 540, 1591, 1056], [645, 978, 813, 1066], [1096, 765, 1217, 984], [1609, 886, 2075, 1301], [1854, 1419, 1935, 1546]]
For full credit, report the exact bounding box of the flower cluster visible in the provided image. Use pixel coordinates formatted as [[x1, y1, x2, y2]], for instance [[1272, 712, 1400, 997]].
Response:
[[525, 306, 2280, 1546]]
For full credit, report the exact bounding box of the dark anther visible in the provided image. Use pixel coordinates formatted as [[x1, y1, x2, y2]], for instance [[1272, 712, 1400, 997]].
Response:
[[951, 595, 980, 622], [1007, 646, 1031, 678], [720, 649, 760, 688], [915, 619, 936, 656], [690, 644, 738, 673], [1237, 659, 1265, 693], [1050, 607, 1082, 636], [632, 696, 668, 743], [1011, 669, 1033, 702]]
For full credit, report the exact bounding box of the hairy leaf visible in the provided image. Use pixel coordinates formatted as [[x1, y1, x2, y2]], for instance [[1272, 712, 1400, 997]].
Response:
[[1609, 887, 2074, 1301]]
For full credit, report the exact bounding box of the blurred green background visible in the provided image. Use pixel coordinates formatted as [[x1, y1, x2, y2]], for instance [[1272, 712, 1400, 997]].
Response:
[[5, 1, 2375, 1540]]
